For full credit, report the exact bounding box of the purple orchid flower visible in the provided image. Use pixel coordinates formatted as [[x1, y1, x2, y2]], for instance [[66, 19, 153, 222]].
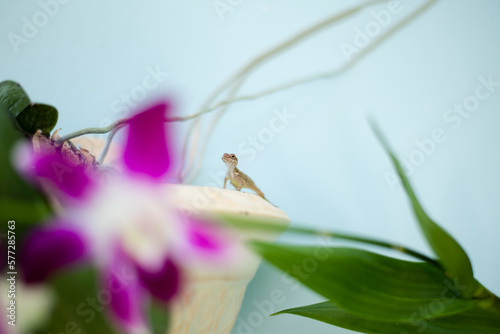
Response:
[[19, 102, 238, 333]]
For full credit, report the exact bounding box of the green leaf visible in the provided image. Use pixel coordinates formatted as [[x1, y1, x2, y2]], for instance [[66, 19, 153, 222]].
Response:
[[0, 104, 51, 226], [253, 242, 478, 321], [0, 101, 51, 277], [0, 80, 31, 118], [218, 213, 290, 237], [16, 103, 59, 136], [220, 214, 439, 265], [0, 198, 51, 224], [275, 301, 500, 334], [370, 120, 476, 297], [149, 301, 170, 334], [35, 267, 118, 334]]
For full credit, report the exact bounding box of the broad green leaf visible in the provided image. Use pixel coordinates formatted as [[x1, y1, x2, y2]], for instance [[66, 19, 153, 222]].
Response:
[[253, 242, 478, 321], [150, 301, 170, 334], [371, 121, 476, 297], [35, 267, 117, 334], [0, 80, 31, 118], [275, 301, 500, 334], [16, 103, 58, 136]]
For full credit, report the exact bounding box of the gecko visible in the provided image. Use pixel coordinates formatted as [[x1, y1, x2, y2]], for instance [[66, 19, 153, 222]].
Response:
[[222, 153, 266, 199]]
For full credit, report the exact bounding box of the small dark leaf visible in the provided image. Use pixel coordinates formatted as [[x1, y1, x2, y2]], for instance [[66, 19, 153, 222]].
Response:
[[275, 301, 500, 334], [16, 103, 59, 136], [0, 80, 31, 117]]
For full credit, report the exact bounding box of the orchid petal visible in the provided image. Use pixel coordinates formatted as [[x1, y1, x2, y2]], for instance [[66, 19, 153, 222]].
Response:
[[175, 215, 242, 266], [11, 139, 36, 179], [21, 224, 88, 284], [104, 245, 147, 333], [183, 216, 234, 259], [35, 152, 93, 199], [123, 102, 172, 180], [137, 257, 180, 303]]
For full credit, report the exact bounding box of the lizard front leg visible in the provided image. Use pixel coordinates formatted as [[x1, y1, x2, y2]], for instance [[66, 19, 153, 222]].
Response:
[[223, 175, 228, 189]]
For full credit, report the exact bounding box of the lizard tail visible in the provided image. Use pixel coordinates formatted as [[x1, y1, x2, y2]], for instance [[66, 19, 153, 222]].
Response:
[[252, 186, 266, 199], [252, 186, 277, 207]]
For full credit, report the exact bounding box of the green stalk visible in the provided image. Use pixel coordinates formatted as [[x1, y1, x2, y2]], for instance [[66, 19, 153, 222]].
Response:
[[220, 214, 440, 267]]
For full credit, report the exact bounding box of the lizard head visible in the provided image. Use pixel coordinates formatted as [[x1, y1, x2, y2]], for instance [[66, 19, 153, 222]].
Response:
[[222, 153, 238, 167]]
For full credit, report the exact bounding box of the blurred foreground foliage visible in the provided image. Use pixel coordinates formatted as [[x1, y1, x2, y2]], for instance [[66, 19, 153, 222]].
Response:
[[1, 81, 168, 334]]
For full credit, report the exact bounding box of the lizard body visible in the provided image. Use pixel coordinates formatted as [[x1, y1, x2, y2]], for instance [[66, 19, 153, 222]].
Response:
[[222, 153, 265, 199]]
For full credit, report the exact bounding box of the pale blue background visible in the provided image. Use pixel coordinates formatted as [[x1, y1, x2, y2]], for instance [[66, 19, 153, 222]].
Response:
[[1, 0, 500, 333]]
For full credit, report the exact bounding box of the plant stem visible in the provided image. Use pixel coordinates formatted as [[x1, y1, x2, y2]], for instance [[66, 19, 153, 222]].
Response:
[[221, 215, 440, 267], [207, 0, 440, 118], [177, 0, 387, 179], [181, 0, 386, 121], [284, 225, 441, 267], [97, 123, 126, 164], [179, 0, 439, 182], [181, 76, 247, 183], [54, 118, 130, 146], [486, 296, 500, 317], [55, 0, 439, 165], [474, 282, 500, 317]]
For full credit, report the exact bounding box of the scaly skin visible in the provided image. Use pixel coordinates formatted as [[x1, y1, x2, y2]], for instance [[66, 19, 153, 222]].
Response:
[[222, 153, 265, 199]]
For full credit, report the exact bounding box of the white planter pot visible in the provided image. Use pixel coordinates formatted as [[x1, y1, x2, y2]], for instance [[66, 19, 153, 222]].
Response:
[[167, 185, 290, 334]]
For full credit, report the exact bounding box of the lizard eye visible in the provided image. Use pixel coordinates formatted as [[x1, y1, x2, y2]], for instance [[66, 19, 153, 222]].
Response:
[[231, 155, 235, 158]]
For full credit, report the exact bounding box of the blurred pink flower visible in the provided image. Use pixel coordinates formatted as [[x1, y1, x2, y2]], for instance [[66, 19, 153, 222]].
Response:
[[19, 101, 236, 333]]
